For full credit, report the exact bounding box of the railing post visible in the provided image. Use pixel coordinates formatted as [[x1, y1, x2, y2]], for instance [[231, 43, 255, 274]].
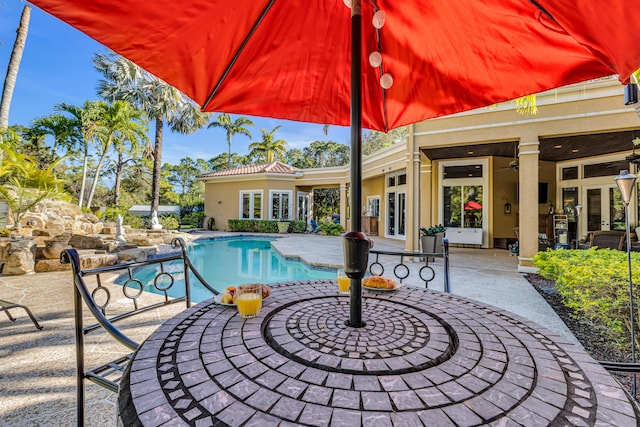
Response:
[[68, 250, 86, 427], [443, 239, 451, 293]]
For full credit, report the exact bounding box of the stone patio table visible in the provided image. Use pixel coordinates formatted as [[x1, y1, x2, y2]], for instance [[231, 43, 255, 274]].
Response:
[[118, 280, 639, 426]]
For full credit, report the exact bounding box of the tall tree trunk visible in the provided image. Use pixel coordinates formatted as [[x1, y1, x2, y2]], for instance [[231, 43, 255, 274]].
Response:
[[78, 148, 89, 208], [227, 133, 232, 168], [0, 5, 30, 166], [86, 150, 109, 209], [151, 117, 164, 216], [0, 5, 30, 129], [113, 152, 123, 208]]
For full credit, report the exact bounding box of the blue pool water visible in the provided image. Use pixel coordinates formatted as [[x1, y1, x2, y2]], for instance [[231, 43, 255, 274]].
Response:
[[129, 237, 336, 302]]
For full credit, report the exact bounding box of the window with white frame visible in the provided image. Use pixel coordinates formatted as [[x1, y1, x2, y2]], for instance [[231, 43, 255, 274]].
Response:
[[269, 190, 292, 220], [366, 196, 380, 217], [239, 190, 262, 219]]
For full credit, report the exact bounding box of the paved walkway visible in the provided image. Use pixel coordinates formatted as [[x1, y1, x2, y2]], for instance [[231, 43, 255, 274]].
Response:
[[0, 232, 597, 425]]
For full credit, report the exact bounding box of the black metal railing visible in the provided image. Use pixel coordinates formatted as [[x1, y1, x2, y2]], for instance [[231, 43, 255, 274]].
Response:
[[368, 239, 450, 292]]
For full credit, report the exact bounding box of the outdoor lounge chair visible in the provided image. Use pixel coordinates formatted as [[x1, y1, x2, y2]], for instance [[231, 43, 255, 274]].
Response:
[[0, 299, 43, 330], [588, 230, 626, 250]]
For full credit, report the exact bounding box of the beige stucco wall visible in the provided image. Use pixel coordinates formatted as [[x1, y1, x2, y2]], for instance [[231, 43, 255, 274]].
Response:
[[492, 157, 519, 240], [203, 176, 298, 231]]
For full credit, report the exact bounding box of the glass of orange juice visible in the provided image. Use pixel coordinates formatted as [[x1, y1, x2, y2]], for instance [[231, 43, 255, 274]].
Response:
[[236, 284, 263, 318], [337, 269, 350, 295]]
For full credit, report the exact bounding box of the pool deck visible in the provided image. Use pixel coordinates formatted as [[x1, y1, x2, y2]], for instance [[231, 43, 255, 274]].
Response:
[[0, 232, 593, 426]]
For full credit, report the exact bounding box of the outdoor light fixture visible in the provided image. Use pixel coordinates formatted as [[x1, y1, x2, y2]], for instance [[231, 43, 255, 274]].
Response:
[[548, 203, 555, 215], [625, 83, 639, 105], [614, 169, 638, 397]]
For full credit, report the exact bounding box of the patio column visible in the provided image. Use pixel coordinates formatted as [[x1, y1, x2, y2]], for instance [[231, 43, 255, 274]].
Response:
[[518, 139, 540, 272], [340, 183, 348, 229], [406, 127, 421, 252]]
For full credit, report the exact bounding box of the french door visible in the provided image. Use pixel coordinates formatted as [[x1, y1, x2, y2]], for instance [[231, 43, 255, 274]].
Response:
[[386, 191, 406, 237], [584, 185, 625, 232], [297, 192, 310, 223]]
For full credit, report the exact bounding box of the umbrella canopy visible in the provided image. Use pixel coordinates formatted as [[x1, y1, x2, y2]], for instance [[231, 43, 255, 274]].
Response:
[[28, 0, 640, 132], [464, 201, 482, 211]]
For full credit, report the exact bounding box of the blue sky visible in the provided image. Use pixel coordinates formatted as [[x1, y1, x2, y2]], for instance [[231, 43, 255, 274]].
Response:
[[0, 1, 352, 165]]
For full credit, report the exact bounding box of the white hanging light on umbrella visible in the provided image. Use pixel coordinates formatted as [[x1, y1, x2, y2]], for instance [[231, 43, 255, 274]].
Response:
[[369, 51, 382, 67], [380, 73, 393, 89], [372, 10, 386, 29]]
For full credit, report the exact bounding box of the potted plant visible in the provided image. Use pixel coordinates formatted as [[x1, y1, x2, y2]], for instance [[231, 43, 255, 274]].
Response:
[[419, 224, 445, 258], [625, 136, 640, 164], [276, 218, 290, 233]]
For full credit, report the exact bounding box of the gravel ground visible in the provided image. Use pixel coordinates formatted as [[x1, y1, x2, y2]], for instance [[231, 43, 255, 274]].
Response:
[[525, 273, 637, 398]]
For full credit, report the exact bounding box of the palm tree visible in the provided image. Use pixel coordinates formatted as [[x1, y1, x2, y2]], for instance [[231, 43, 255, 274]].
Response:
[[207, 114, 253, 168], [248, 126, 288, 163], [85, 100, 148, 209], [56, 101, 104, 208], [111, 114, 149, 209], [0, 5, 30, 129], [0, 141, 69, 229], [94, 52, 209, 217], [0, 5, 31, 166], [28, 114, 75, 167]]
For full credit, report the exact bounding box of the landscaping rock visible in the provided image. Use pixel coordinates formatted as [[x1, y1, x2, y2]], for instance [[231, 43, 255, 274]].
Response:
[[118, 248, 150, 263], [68, 234, 108, 250], [128, 235, 165, 247], [35, 258, 71, 272], [4, 238, 36, 275], [79, 253, 118, 269]]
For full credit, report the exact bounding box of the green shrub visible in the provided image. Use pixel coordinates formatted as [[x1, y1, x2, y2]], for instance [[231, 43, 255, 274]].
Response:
[[123, 214, 145, 229], [102, 207, 128, 222], [534, 248, 640, 350], [181, 211, 204, 228], [290, 220, 307, 233], [159, 215, 180, 230], [317, 218, 344, 236], [226, 219, 308, 233], [228, 219, 278, 233]]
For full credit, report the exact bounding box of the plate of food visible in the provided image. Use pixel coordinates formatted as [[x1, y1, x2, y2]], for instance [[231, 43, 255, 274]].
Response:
[[362, 276, 402, 292], [214, 292, 236, 306], [215, 285, 272, 306]]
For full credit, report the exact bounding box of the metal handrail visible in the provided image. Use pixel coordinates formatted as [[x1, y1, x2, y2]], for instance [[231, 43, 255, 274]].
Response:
[[368, 239, 450, 292]]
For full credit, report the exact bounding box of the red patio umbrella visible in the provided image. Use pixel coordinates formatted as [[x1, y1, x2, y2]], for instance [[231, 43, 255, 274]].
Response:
[[29, 0, 640, 327], [28, 0, 640, 132], [464, 201, 483, 211]]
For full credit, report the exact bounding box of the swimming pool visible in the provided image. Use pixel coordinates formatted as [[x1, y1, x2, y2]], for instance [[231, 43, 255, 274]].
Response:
[[128, 236, 336, 302]]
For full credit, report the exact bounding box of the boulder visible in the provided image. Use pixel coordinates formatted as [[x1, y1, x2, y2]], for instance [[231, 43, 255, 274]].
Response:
[[35, 259, 71, 272], [117, 248, 150, 263], [68, 234, 108, 250], [128, 236, 165, 247], [43, 239, 72, 260], [4, 238, 37, 275], [80, 253, 118, 269]]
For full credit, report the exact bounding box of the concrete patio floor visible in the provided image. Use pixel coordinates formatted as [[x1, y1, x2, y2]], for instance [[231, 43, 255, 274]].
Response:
[[0, 233, 581, 426]]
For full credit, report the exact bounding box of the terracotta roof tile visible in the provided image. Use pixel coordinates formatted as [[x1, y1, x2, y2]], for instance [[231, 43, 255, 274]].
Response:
[[197, 161, 300, 178]]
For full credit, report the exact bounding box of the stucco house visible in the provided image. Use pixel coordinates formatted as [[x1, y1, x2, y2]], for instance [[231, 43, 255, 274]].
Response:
[[198, 76, 640, 272]]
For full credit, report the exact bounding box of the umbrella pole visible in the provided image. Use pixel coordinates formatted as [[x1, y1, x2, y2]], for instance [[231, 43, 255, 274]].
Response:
[[347, 0, 365, 328]]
